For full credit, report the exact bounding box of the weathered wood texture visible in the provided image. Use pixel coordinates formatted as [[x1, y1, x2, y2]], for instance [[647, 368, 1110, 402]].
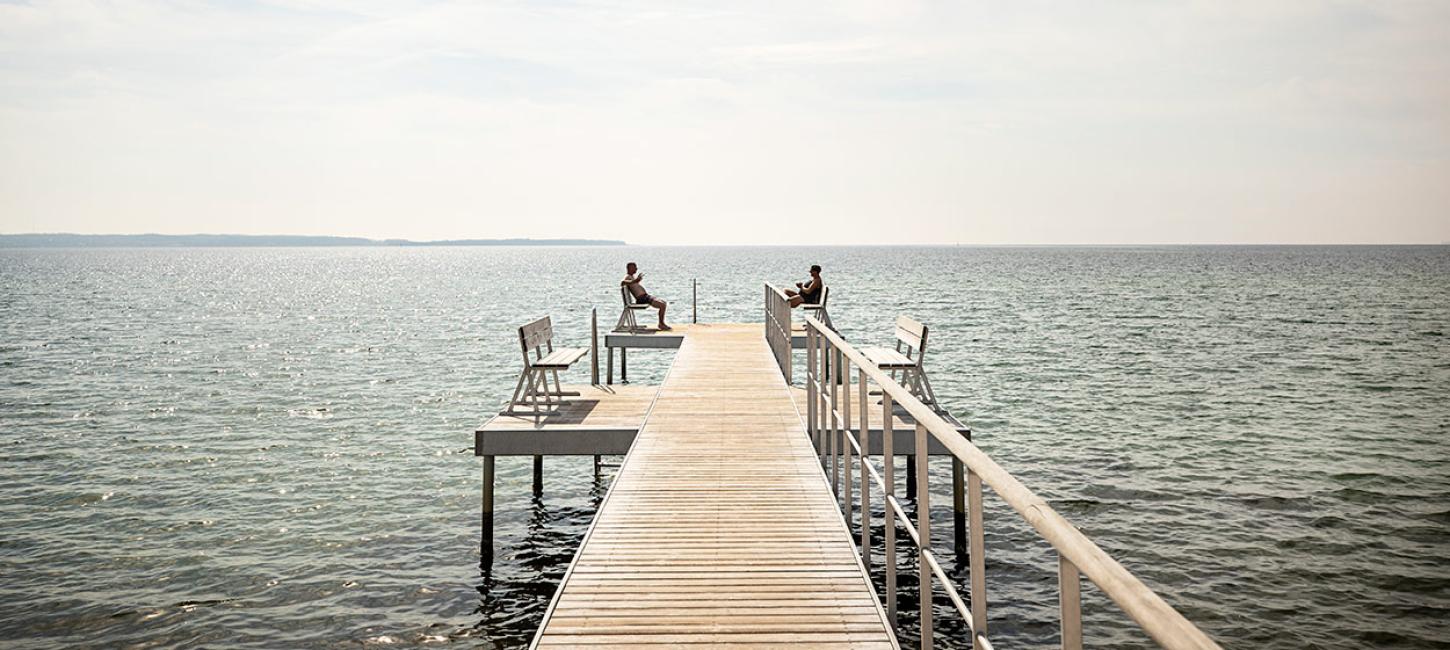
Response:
[[534, 324, 897, 649]]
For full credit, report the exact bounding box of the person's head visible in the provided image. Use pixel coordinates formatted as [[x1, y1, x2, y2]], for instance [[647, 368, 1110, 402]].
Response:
[[626, 262, 637, 274], [810, 264, 821, 276]]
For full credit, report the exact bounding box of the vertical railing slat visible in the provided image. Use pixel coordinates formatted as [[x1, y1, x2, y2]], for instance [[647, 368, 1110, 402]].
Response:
[[916, 422, 933, 649], [1059, 553, 1083, 650], [843, 356, 853, 521], [883, 391, 897, 627], [969, 468, 987, 644], [858, 367, 870, 566]]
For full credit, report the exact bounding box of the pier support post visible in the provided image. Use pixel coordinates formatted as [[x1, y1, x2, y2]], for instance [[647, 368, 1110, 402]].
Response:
[[481, 456, 495, 559], [952, 457, 966, 558], [906, 454, 917, 498], [533, 455, 543, 497]]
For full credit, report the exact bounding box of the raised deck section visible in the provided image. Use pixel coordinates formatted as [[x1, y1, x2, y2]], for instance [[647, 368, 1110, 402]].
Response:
[[532, 323, 898, 648]]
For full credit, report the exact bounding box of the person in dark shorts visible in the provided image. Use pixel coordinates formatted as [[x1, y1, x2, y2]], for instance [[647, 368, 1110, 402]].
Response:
[[622, 262, 670, 330], [785, 265, 824, 308]]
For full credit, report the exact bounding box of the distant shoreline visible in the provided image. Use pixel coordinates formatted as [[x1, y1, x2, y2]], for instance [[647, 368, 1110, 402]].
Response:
[[0, 233, 626, 247]]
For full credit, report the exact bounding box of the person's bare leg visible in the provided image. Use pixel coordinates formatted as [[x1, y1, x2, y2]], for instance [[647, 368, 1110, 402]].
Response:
[[653, 299, 670, 330], [789, 296, 803, 307], [785, 289, 798, 297]]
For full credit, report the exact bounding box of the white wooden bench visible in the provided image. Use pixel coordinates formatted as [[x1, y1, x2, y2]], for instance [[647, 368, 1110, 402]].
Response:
[[614, 285, 649, 333], [862, 315, 939, 407], [507, 316, 587, 416], [802, 285, 832, 329]]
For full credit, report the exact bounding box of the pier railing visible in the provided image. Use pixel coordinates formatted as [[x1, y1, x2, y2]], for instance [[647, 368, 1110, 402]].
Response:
[[802, 316, 1221, 650], [765, 283, 793, 383]]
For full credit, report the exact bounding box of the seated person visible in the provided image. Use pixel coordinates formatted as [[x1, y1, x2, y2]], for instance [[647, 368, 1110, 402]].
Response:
[[622, 262, 670, 330], [785, 265, 824, 308]]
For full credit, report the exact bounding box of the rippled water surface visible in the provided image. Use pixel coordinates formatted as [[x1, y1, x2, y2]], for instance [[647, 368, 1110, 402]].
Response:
[[1, 246, 1447, 649]]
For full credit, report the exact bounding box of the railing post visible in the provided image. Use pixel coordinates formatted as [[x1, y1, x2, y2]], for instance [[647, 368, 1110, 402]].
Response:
[[816, 328, 828, 464], [969, 468, 987, 644], [830, 344, 840, 495], [806, 326, 816, 451], [843, 357, 853, 522], [692, 278, 697, 324], [883, 391, 897, 627], [1059, 553, 1083, 650], [916, 422, 932, 649], [590, 308, 599, 385], [858, 367, 870, 566]]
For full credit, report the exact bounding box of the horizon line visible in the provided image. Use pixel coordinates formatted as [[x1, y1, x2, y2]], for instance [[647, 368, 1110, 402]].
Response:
[[1, 232, 1447, 247]]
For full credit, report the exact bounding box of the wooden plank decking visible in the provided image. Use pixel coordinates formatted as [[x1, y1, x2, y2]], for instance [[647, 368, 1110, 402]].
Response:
[[533, 323, 898, 649]]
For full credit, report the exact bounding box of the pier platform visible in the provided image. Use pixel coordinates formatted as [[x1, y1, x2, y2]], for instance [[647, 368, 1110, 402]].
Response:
[[531, 323, 897, 648], [474, 382, 969, 457], [603, 322, 812, 383]]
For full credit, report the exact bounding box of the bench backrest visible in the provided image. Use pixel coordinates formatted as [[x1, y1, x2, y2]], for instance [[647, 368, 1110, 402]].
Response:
[[817, 286, 829, 307], [518, 316, 555, 365], [893, 315, 928, 365], [620, 285, 633, 306]]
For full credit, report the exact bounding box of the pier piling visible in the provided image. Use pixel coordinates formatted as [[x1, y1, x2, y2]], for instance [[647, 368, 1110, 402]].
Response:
[[953, 457, 967, 558], [480, 456, 494, 559]]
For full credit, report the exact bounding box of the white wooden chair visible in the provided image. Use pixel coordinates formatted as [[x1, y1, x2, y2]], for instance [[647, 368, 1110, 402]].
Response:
[[802, 285, 832, 329], [614, 285, 649, 332], [862, 315, 938, 407], [507, 316, 587, 416]]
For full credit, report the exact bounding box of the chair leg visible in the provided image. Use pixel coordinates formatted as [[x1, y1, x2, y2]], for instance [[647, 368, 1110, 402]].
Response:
[[551, 369, 564, 403], [918, 370, 939, 407], [528, 369, 545, 416], [507, 369, 530, 409]]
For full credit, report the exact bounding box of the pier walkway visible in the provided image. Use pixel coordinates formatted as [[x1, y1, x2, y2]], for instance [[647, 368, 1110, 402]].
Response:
[[532, 323, 897, 648]]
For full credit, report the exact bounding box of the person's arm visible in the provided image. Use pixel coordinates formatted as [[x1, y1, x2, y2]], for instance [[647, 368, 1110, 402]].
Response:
[[621, 274, 636, 286]]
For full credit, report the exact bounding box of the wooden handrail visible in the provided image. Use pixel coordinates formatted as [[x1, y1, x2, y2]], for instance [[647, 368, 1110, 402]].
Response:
[[764, 283, 793, 383], [802, 315, 1222, 650]]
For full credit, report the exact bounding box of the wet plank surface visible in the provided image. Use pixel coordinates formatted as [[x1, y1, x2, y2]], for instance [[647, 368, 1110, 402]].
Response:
[[534, 323, 897, 649]]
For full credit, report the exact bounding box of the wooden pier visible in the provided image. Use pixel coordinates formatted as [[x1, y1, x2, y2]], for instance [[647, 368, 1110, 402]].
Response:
[[532, 324, 896, 648], [477, 284, 1222, 650]]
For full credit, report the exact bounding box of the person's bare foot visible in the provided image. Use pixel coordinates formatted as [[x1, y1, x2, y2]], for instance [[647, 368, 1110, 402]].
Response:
[[657, 323, 672, 331]]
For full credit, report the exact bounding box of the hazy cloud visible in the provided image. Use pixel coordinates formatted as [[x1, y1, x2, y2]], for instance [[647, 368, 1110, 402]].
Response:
[[1, 0, 1446, 243]]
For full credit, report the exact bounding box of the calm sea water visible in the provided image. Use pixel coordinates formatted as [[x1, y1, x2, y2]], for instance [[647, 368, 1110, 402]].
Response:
[[1, 246, 1447, 649]]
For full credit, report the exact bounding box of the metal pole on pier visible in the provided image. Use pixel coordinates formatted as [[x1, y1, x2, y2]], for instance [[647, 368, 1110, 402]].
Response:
[[591, 308, 601, 472], [590, 308, 599, 385], [692, 279, 697, 324]]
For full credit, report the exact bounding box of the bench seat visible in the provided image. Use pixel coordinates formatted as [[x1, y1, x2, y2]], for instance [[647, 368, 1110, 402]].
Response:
[[534, 347, 587, 368], [862, 346, 916, 369]]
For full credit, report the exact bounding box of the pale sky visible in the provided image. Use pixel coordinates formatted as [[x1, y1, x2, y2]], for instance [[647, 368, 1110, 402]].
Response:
[[1, 1, 1447, 245]]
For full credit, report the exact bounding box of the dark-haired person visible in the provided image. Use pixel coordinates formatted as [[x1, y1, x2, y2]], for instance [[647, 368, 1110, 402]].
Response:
[[784, 265, 824, 308], [622, 262, 670, 330]]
